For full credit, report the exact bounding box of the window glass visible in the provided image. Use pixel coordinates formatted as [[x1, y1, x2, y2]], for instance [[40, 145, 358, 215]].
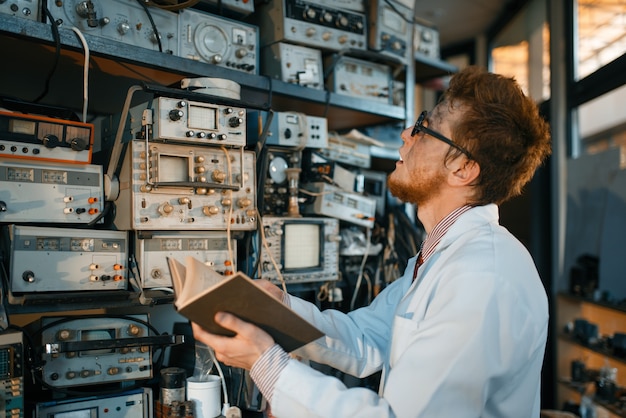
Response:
[[578, 83, 626, 166], [575, 0, 626, 80], [490, 0, 550, 101]]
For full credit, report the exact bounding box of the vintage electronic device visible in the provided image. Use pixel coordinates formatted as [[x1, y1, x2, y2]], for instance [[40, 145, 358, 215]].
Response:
[[115, 142, 256, 231], [5, 224, 128, 294], [326, 54, 392, 104], [34, 315, 153, 387], [301, 150, 356, 192], [253, 0, 367, 52], [177, 8, 258, 74], [260, 216, 340, 284], [0, 0, 40, 20], [259, 147, 302, 216], [36, 388, 152, 418], [255, 111, 328, 148], [134, 230, 236, 288], [261, 42, 323, 89], [355, 169, 388, 217], [306, 115, 329, 149], [413, 18, 440, 60], [130, 96, 247, 147], [46, 0, 179, 54], [314, 0, 364, 12], [318, 132, 371, 168], [0, 158, 103, 224], [197, 0, 255, 16], [0, 331, 24, 418], [367, 0, 414, 64], [0, 110, 94, 164], [302, 182, 376, 228]]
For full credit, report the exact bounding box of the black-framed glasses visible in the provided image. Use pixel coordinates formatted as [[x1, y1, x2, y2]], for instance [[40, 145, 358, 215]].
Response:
[[411, 111, 473, 160]]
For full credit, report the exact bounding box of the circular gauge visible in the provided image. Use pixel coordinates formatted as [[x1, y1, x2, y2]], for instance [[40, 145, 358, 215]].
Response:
[[268, 157, 288, 184], [194, 23, 229, 64]]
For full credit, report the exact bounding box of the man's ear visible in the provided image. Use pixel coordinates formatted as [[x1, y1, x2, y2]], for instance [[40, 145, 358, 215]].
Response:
[[449, 158, 480, 186]]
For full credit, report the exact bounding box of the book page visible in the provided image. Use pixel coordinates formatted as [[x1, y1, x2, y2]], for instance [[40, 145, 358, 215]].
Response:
[[169, 256, 225, 309]]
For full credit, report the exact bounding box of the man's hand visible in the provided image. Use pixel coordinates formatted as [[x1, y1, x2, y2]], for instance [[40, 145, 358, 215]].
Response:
[[192, 312, 275, 370], [254, 279, 285, 302]]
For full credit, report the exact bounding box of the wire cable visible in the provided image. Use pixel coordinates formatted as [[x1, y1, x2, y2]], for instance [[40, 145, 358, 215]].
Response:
[[350, 227, 372, 311], [34, 5, 61, 103], [70, 27, 90, 123], [135, 0, 163, 52]]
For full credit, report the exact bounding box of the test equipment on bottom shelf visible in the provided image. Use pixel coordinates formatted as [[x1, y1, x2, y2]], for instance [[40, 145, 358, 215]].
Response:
[[35, 387, 153, 417], [0, 331, 24, 417], [32, 314, 158, 388]]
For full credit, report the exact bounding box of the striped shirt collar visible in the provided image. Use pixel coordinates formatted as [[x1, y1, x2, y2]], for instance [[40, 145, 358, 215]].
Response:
[[420, 205, 473, 263]]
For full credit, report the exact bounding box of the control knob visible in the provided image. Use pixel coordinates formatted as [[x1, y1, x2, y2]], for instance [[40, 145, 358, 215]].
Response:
[[229, 117, 243, 127], [303, 7, 316, 20], [237, 197, 252, 208], [169, 109, 184, 121], [212, 170, 226, 182], [42, 134, 60, 148], [117, 21, 130, 35], [70, 137, 89, 151]]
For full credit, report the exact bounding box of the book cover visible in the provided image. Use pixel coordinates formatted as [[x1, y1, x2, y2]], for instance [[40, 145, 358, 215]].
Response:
[[167, 256, 323, 353]]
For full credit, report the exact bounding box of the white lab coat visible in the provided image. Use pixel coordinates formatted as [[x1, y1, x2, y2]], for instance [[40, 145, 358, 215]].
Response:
[[269, 204, 549, 418]]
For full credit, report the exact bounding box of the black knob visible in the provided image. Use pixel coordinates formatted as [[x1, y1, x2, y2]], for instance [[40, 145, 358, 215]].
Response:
[[0, 201, 7, 212], [70, 137, 89, 151], [42, 134, 60, 148], [169, 109, 184, 121], [284, 128, 292, 139], [229, 117, 243, 127]]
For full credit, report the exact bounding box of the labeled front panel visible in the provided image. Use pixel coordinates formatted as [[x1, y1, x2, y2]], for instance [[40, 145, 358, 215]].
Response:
[[7, 225, 128, 293], [37, 315, 152, 388], [0, 159, 103, 224], [115, 141, 257, 230], [135, 230, 236, 288]]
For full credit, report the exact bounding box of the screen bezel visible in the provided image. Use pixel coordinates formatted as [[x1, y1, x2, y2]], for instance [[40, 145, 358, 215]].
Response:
[[280, 219, 325, 273]]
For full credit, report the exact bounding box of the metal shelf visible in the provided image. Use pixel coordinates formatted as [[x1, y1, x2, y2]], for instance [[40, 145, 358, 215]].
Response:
[[0, 16, 406, 130], [414, 55, 458, 83]]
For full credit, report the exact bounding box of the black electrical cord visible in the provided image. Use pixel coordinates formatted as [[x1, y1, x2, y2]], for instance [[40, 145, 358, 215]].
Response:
[[383, 0, 415, 24], [33, 4, 62, 103], [135, 0, 163, 53]]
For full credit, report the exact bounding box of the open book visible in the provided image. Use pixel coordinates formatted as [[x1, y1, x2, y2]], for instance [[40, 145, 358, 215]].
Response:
[[167, 256, 324, 353]]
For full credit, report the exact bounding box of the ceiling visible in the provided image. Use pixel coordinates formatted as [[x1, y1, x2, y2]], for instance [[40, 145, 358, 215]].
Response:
[[413, 0, 523, 50]]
